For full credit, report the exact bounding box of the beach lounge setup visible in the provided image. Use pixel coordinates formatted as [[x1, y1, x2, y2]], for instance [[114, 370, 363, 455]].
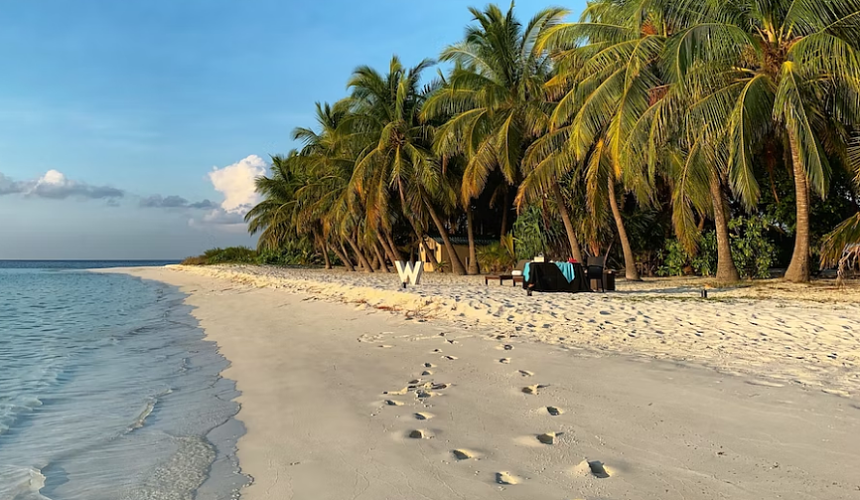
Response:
[[522, 260, 592, 295]]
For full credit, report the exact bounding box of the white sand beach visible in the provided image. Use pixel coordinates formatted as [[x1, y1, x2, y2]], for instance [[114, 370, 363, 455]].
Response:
[[105, 266, 860, 499]]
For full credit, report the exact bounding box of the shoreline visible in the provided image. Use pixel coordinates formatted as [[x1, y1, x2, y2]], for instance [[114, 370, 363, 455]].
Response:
[[102, 265, 860, 499]]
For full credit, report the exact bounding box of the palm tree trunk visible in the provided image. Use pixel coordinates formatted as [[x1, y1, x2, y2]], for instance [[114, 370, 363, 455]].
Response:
[[321, 240, 332, 269], [385, 231, 403, 262], [709, 176, 740, 283], [346, 237, 374, 273], [785, 133, 811, 282], [500, 187, 510, 241], [338, 241, 356, 272], [378, 233, 399, 267], [425, 201, 467, 275], [372, 241, 389, 273], [466, 206, 480, 275], [608, 177, 640, 280], [332, 243, 354, 271], [313, 228, 332, 270], [552, 182, 583, 262]]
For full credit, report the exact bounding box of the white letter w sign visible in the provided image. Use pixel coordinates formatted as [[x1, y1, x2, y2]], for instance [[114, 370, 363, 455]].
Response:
[[395, 261, 423, 286]]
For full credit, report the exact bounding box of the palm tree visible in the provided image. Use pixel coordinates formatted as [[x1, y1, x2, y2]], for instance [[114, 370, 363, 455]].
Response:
[[665, 0, 860, 282], [422, 3, 577, 258], [526, 0, 699, 280], [347, 56, 468, 274]]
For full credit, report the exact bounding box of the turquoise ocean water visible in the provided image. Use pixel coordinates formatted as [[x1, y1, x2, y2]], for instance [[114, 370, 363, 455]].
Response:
[[0, 261, 248, 499]]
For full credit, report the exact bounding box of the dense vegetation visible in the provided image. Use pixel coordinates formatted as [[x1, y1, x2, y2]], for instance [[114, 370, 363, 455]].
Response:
[[245, 0, 860, 282], [181, 244, 329, 266]]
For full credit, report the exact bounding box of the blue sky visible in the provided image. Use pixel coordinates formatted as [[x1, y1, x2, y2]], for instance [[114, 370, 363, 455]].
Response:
[[0, 0, 585, 259]]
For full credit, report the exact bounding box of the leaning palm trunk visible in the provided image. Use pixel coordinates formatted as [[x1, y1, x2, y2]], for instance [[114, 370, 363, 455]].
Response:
[[332, 243, 355, 272], [378, 233, 399, 269], [709, 177, 741, 283], [384, 231, 403, 263], [372, 241, 390, 273], [466, 207, 480, 275], [785, 135, 811, 282], [500, 189, 510, 242], [608, 178, 640, 280], [425, 202, 467, 275], [312, 229, 332, 270], [552, 182, 584, 262], [346, 237, 374, 273]]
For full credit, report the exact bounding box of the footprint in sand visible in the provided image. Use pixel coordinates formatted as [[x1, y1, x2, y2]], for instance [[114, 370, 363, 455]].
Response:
[[536, 432, 560, 445], [421, 370, 433, 376], [424, 362, 436, 368], [408, 429, 430, 439], [385, 400, 404, 406], [384, 387, 409, 396], [443, 355, 458, 361], [575, 459, 612, 479], [522, 384, 548, 395], [416, 389, 437, 399], [546, 406, 564, 416], [433, 348, 443, 353], [499, 358, 511, 364], [431, 383, 451, 390], [414, 412, 434, 420], [518, 370, 534, 377], [379, 345, 394, 348], [452, 449, 476, 460], [496, 472, 520, 485]]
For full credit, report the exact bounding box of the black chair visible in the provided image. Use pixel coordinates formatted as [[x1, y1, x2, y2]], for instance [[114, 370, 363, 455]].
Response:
[[586, 256, 605, 292]]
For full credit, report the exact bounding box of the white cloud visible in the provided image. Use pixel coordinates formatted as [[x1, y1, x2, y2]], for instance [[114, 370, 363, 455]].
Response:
[[207, 155, 266, 215]]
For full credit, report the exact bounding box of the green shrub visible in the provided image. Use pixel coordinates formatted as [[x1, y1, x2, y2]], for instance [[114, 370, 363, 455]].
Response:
[[478, 235, 516, 272], [656, 216, 775, 279], [255, 237, 326, 266], [690, 232, 718, 277], [657, 240, 689, 277], [730, 216, 775, 279]]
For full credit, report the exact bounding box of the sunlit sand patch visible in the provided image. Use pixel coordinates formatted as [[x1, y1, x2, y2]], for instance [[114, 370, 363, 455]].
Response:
[[496, 471, 520, 484]]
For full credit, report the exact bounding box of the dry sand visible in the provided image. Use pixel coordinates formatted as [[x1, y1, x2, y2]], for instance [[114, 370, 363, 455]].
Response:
[[103, 266, 860, 499]]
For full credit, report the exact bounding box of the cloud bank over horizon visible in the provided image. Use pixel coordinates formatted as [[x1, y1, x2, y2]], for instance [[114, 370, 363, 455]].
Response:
[[0, 169, 124, 200], [1, 154, 271, 227]]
